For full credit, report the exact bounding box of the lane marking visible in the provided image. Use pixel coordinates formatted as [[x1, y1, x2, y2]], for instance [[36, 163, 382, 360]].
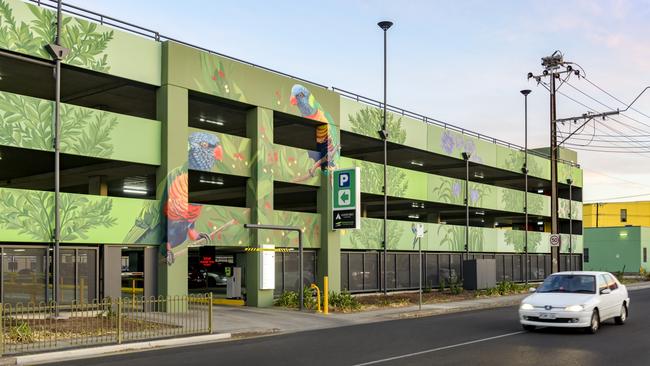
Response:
[[350, 331, 525, 366]]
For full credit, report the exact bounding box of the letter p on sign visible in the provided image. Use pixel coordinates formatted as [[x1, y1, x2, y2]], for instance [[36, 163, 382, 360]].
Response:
[[339, 172, 350, 187]]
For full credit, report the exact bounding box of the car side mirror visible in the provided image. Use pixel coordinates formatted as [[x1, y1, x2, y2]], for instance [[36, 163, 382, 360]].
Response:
[[600, 288, 611, 295], [528, 287, 536, 293]]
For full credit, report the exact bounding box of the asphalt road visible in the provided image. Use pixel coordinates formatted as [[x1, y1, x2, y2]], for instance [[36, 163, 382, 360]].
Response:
[[70, 288, 650, 366]]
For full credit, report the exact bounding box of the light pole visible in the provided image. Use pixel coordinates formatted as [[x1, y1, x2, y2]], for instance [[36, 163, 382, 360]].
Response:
[[462, 152, 471, 261], [378, 20, 393, 295], [520, 89, 531, 283], [567, 178, 573, 271]]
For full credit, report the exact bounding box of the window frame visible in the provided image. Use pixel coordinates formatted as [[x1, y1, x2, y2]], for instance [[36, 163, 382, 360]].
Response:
[[620, 208, 628, 223]]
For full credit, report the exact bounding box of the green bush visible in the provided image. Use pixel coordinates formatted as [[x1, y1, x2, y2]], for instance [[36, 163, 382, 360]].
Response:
[[448, 276, 464, 295], [274, 291, 299, 308], [328, 291, 361, 312], [8, 322, 34, 343], [439, 278, 447, 292]]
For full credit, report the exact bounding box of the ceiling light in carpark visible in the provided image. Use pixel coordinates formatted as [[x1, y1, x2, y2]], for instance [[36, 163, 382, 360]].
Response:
[[199, 117, 224, 126], [475, 210, 485, 216], [473, 171, 484, 179], [408, 214, 420, 219], [123, 187, 148, 195], [537, 221, 544, 226], [410, 160, 423, 167], [199, 176, 224, 185], [537, 189, 544, 193]]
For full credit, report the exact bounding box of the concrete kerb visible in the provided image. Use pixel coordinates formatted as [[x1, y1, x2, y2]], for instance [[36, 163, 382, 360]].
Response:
[[7, 333, 231, 366]]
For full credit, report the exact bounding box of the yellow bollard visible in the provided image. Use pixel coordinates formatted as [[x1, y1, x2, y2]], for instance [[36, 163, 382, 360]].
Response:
[[323, 276, 329, 315], [309, 284, 322, 313]]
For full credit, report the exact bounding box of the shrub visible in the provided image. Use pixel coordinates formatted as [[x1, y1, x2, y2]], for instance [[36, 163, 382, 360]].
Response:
[[274, 291, 299, 308], [8, 322, 34, 343], [328, 291, 361, 312], [439, 278, 447, 292], [448, 276, 464, 295]]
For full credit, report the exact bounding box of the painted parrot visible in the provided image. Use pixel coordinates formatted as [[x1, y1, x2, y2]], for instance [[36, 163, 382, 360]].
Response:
[[188, 132, 223, 171], [290, 84, 340, 178]]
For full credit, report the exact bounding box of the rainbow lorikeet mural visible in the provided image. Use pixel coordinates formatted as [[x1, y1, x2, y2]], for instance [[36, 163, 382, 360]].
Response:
[[188, 132, 223, 171], [289, 84, 340, 180]]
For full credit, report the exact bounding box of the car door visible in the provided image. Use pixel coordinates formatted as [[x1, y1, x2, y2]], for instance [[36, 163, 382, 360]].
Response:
[[606, 273, 625, 313], [598, 274, 615, 319]]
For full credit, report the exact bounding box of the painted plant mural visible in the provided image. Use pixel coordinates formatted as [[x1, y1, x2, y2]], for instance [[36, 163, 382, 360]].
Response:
[[0, 91, 119, 158], [0, 188, 116, 242], [440, 130, 483, 163], [0, 0, 114, 72], [348, 107, 408, 249]]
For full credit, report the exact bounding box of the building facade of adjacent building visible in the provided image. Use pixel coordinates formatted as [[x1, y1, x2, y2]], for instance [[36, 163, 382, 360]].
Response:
[[584, 227, 650, 274], [0, 0, 583, 306], [584, 201, 650, 228]]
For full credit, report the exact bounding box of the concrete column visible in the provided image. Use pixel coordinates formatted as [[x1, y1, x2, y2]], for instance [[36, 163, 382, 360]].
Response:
[[103, 246, 121, 299], [245, 107, 275, 307], [155, 83, 189, 298], [317, 173, 341, 293]]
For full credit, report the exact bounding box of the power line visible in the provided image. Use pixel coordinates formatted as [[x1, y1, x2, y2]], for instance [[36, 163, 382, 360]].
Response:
[[583, 76, 650, 119], [584, 192, 650, 203]]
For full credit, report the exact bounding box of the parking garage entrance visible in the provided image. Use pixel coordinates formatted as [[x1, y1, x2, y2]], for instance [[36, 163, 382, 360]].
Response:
[[188, 246, 245, 303]]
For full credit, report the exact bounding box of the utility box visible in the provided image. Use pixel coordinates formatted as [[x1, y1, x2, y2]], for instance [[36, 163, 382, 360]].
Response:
[[227, 267, 242, 299], [463, 259, 496, 290]]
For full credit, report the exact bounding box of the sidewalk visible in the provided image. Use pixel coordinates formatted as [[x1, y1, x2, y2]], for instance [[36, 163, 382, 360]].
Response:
[[214, 281, 650, 337], [5, 282, 650, 365]]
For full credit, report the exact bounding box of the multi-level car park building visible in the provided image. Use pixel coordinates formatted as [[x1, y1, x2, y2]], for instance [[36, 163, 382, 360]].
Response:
[[0, 0, 583, 306]]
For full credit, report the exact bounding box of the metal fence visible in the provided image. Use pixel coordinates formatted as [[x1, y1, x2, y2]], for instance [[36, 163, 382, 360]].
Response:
[[0, 294, 214, 356]]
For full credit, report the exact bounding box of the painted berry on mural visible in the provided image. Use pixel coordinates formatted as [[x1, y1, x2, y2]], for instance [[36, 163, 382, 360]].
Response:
[[188, 132, 223, 171]]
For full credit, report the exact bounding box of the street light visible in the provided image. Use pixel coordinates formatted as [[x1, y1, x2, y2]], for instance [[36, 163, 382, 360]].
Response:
[[520, 89, 531, 283], [378, 20, 393, 295], [462, 152, 471, 261]]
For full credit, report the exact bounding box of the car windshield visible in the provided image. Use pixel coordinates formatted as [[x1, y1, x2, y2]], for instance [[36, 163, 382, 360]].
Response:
[[537, 275, 596, 294]]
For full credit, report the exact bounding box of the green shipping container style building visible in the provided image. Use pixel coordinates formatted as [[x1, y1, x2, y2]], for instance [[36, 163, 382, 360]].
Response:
[[0, 0, 583, 306], [584, 227, 650, 274]]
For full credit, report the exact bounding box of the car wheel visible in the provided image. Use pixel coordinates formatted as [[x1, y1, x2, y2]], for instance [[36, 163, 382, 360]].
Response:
[[614, 303, 627, 325], [522, 324, 536, 331], [586, 310, 600, 334]]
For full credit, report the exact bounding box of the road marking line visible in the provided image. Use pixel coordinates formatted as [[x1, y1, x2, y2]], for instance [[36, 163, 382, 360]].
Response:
[[350, 331, 525, 366]]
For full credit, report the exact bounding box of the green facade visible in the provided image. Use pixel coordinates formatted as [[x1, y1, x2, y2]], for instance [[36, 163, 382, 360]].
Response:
[[584, 227, 649, 273], [0, 0, 584, 304]]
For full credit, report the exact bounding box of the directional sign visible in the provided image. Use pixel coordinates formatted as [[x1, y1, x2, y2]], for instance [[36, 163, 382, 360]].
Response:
[[332, 168, 360, 230], [550, 234, 561, 247]]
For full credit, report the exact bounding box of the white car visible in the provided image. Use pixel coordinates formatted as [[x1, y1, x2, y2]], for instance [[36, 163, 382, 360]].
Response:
[[519, 271, 629, 334]]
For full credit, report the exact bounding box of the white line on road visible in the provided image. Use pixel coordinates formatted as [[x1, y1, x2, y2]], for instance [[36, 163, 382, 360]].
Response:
[[350, 331, 525, 366]]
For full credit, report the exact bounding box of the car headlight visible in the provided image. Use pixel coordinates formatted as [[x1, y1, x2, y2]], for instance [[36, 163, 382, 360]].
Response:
[[565, 305, 584, 312], [520, 303, 534, 310]]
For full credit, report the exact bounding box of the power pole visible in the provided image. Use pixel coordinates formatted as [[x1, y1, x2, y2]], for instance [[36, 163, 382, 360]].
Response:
[[528, 51, 575, 273], [529, 51, 619, 273]]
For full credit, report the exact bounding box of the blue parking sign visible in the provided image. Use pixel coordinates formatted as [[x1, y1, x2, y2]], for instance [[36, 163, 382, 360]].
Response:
[[339, 172, 350, 187]]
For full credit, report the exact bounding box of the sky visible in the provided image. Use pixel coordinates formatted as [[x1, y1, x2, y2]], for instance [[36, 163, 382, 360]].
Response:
[[68, 0, 650, 203]]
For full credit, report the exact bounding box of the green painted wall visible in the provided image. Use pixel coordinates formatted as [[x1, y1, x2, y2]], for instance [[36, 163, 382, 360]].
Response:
[[340, 217, 582, 254], [0, 0, 161, 85], [584, 227, 643, 273], [0, 90, 161, 164], [339, 97, 582, 188], [0, 187, 161, 244]]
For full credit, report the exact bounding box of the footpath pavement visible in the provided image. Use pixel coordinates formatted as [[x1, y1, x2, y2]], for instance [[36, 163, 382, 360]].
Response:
[[5, 281, 650, 365]]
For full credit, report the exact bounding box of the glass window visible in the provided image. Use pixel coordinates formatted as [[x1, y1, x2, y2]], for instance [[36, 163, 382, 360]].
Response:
[[584, 248, 589, 263], [439, 254, 450, 282], [283, 252, 299, 292], [340, 253, 349, 291], [77, 249, 97, 303], [606, 274, 619, 290], [59, 249, 76, 303], [495, 255, 504, 282], [513, 255, 522, 282], [621, 209, 627, 222], [2, 247, 48, 305], [274, 252, 284, 295], [363, 253, 378, 291], [598, 275, 609, 292], [383, 254, 396, 290], [349, 253, 364, 291], [396, 254, 410, 288], [503, 255, 513, 281], [537, 274, 596, 294], [409, 254, 421, 288], [425, 254, 438, 287], [450, 254, 462, 282]]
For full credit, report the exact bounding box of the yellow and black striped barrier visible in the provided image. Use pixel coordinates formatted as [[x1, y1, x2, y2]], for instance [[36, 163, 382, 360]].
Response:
[[244, 247, 293, 252]]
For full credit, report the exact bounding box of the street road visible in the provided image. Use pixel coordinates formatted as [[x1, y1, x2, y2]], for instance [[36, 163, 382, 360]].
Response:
[[70, 288, 650, 366]]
